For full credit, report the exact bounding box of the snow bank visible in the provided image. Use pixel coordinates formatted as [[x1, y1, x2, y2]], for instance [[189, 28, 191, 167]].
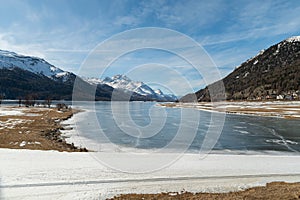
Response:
[[0, 107, 24, 116], [60, 109, 95, 149], [0, 107, 43, 117]]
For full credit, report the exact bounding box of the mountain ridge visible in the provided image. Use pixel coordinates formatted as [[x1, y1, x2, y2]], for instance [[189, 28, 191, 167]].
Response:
[[0, 49, 72, 83], [85, 75, 177, 102], [181, 36, 300, 102]]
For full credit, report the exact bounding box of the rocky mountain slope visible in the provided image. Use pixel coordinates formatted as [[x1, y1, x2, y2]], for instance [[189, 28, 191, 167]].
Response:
[[181, 36, 300, 102], [0, 50, 72, 83]]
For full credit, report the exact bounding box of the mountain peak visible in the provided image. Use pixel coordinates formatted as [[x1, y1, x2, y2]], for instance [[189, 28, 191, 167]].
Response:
[[0, 49, 17, 57], [0, 49, 48, 64], [0, 49, 71, 82], [111, 74, 131, 82], [285, 36, 300, 43]]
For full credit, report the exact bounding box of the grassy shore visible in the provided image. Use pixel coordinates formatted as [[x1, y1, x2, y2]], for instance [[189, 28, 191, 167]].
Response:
[[0, 106, 87, 152]]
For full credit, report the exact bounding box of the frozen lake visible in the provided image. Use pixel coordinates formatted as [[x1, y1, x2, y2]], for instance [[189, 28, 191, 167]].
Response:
[[71, 102, 300, 153]]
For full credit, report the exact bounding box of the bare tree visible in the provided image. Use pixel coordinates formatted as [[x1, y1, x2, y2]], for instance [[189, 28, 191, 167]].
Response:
[[45, 97, 52, 108], [17, 96, 22, 107], [0, 94, 4, 106], [24, 94, 37, 107], [24, 95, 31, 107]]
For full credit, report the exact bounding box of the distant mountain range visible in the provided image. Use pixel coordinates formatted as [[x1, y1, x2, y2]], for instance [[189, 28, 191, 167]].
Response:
[[0, 50, 177, 101], [181, 36, 300, 102], [86, 75, 177, 102]]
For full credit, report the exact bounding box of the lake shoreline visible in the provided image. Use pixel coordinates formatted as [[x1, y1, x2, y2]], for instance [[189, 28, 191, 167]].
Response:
[[160, 101, 300, 119]]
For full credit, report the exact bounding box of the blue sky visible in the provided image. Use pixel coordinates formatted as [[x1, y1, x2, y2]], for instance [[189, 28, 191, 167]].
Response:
[[0, 0, 299, 95]]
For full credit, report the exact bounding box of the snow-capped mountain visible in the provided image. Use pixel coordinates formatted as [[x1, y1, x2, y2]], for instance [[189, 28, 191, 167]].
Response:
[[0, 50, 71, 82], [154, 89, 178, 101], [86, 75, 177, 101]]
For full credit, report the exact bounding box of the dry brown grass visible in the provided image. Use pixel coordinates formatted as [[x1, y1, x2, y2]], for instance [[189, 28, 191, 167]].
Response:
[[0, 106, 87, 152], [110, 182, 300, 200]]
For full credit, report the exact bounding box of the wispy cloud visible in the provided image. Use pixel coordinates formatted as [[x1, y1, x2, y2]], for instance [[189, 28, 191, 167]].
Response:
[[199, 1, 300, 46]]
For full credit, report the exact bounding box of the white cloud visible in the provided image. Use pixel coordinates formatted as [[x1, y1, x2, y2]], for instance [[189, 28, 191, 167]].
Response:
[[0, 33, 45, 58]]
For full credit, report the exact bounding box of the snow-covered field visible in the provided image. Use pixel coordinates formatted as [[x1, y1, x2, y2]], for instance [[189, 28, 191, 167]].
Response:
[[0, 107, 36, 131], [1, 148, 300, 199], [0, 107, 26, 117], [0, 106, 44, 117]]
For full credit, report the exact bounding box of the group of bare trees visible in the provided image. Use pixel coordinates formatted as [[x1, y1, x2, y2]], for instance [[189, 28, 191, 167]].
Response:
[[0, 92, 59, 108], [0, 94, 63, 109], [17, 95, 52, 108]]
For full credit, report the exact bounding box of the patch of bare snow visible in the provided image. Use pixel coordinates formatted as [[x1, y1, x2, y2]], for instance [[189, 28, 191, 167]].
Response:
[[19, 141, 26, 147], [243, 72, 250, 78], [0, 109, 24, 116], [0, 107, 47, 117], [0, 119, 27, 129], [273, 43, 281, 55], [26, 141, 41, 145]]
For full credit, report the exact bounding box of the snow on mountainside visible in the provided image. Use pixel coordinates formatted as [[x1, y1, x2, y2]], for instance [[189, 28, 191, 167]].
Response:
[[0, 50, 71, 82], [285, 36, 300, 43], [86, 75, 177, 101], [154, 89, 178, 101], [235, 36, 300, 70]]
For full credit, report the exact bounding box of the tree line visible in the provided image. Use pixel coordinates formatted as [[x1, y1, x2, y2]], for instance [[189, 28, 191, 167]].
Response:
[[0, 93, 52, 107]]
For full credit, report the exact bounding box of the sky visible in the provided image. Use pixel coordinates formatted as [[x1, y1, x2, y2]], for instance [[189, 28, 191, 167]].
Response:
[[0, 0, 299, 95]]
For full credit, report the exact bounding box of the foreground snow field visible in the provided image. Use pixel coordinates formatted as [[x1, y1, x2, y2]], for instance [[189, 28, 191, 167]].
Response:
[[1, 148, 300, 199]]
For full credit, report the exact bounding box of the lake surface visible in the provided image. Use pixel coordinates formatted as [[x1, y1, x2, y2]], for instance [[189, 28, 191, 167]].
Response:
[[72, 102, 300, 154]]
